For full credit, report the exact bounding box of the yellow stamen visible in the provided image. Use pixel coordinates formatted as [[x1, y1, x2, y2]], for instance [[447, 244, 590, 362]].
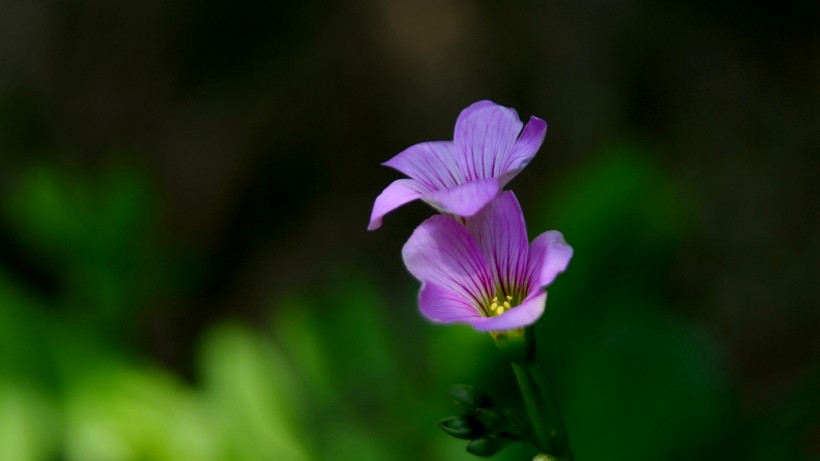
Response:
[[488, 295, 516, 316]]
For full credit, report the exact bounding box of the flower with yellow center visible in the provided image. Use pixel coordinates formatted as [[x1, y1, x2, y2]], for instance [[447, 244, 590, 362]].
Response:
[[402, 191, 572, 331]]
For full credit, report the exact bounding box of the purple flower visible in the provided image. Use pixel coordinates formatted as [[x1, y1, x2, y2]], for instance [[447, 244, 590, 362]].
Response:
[[368, 100, 547, 230], [402, 191, 572, 331]]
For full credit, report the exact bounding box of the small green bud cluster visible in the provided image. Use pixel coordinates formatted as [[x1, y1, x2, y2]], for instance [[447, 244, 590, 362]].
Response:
[[439, 384, 531, 457]]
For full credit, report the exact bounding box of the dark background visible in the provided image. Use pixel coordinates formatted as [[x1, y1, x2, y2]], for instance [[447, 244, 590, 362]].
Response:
[[0, 1, 818, 460]]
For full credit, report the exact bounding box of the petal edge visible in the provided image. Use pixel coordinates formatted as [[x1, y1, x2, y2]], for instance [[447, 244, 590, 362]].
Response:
[[502, 116, 547, 175], [526, 230, 573, 288], [454, 101, 523, 180], [422, 178, 500, 217], [419, 282, 484, 324], [383, 141, 461, 190], [368, 178, 428, 230], [469, 290, 547, 331], [402, 215, 494, 309]]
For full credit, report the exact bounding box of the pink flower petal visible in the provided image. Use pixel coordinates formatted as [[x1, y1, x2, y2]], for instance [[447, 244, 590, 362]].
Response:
[[469, 290, 547, 331], [454, 101, 523, 180], [418, 282, 484, 324], [422, 178, 499, 217], [526, 230, 573, 289], [466, 191, 529, 296], [500, 116, 547, 177], [402, 215, 494, 311], [383, 141, 461, 190], [368, 179, 429, 230]]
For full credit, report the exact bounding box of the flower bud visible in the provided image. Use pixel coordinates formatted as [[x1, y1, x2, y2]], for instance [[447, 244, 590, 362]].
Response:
[[474, 408, 503, 431], [448, 384, 492, 410], [439, 415, 483, 440], [466, 436, 506, 457]]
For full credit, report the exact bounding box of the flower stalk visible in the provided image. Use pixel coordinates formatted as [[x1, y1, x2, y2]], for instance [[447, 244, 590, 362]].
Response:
[[492, 328, 572, 458], [510, 359, 573, 460]]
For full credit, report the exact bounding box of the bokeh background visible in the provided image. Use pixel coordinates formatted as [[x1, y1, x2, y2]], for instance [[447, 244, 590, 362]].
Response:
[[1, 1, 818, 460]]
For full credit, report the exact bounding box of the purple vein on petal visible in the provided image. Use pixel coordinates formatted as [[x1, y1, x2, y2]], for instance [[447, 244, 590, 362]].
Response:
[[526, 230, 573, 290], [455, 102, 523, 181], [419, 282, 484, 323], [402, 215, 494, 313], [502, 116, 547, 174], [384, 141, 461, 190], [467, 191, 529, 297]]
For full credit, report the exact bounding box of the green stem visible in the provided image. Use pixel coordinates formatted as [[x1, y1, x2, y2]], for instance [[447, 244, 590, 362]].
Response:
[[511, 362, 573, 460]]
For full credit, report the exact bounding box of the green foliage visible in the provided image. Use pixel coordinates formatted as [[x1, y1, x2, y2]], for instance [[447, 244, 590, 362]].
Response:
[[532, 148, 730, 460], [199, 324, 312, 461], [3, 165, 169, 330], [0, 380, 59, 461]]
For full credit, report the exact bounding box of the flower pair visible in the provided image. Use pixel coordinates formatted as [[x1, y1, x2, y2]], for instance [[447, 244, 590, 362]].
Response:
[[369, 101, 572, 332]]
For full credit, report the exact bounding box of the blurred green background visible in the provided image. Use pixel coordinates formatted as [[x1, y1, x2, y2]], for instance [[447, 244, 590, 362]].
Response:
[[0, 1, 818, 460]]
